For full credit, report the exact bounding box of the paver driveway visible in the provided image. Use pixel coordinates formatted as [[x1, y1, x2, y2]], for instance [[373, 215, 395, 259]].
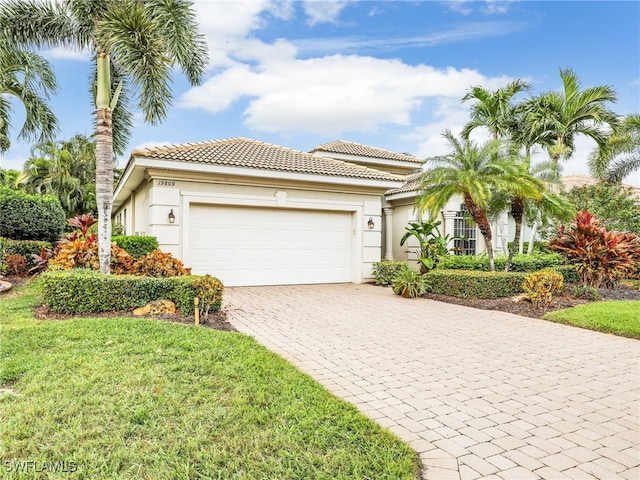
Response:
[[224, 284, 640, 480]]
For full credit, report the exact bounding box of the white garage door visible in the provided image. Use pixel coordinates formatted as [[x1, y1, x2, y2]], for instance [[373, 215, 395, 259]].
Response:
[[189, 204, 353, 286]]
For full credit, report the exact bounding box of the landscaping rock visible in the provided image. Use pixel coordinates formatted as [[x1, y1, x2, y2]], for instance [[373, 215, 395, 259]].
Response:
[[133, 300, 176, 316]]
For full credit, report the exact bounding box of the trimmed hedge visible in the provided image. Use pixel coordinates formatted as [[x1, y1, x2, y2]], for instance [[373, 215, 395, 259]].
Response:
[[0, 188, 65, 242], [437, 253, 564, 272], [426, 269, 529, 299], [0, 237, 52, 270], [112, 235, 159, 259], [40, 270, 223, 315]]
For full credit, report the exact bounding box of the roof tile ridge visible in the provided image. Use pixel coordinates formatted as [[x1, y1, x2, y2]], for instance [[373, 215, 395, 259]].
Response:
[[315, 155, 404, 180], [132, 137, 247, 157], [314, 139, 422, 162]]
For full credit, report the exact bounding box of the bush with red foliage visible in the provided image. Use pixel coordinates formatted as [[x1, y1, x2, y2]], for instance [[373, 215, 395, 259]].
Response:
[[550, 210, 640, 288]]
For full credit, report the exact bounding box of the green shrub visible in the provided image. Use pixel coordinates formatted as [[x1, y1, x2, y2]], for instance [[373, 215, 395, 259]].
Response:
[[571, 285, 601, 301], [0, 238, 52, 270], [391, 269, 429, 298], [438, 254, 563, 272], [552, 265, 579, 284], [112, 235, 159, 259], [371, 260, 408, 285], [0, 188, 65, 242], [41, 270, 223, 315], [522, 269, 564, 308], [507, 241, 553, 254], [426, 269, 528, 299]]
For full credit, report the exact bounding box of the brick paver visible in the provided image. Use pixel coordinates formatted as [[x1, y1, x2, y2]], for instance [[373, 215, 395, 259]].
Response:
[[224, 284, 640, 479]]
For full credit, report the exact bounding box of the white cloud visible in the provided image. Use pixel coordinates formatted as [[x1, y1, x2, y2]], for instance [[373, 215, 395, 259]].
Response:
[[292, 21, 527, 55], [45, 47, 91, 61], [180, 50, 514, 137], [303, 0, 350, 25]]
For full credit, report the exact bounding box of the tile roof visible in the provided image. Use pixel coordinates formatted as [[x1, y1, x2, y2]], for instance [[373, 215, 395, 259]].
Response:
[[311, 140, 424, 165], [384, 172, 422, 196], [385, 173, 640, 198], [132, 137, 404, 182]]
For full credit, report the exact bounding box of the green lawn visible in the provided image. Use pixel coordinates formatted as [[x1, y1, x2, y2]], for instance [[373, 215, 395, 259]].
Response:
[[0, 280, 420, 479], [543, 301, 640, 339]]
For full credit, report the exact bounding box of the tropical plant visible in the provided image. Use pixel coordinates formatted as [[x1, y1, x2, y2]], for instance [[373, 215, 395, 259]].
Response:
[[522, 68, 618, 169], [549, 210, 640, 288], [400, 220, 460, 272], [415, 131, 542, 271], [0, 0, 208, 274], [0, 168, 20, 189], [20, 134, 97, 217], [391, 269, 429, 298], [461, 79, 531, 141], [131, 250, 189, 278], [0, 38, 57, 153], [589, 113, 640, 183], [193, 274, 225, 319], [522, 269, 564, 309]]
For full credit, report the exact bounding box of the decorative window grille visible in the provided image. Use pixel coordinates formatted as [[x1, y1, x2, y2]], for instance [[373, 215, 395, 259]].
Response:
[[453, 204, 476, 255]]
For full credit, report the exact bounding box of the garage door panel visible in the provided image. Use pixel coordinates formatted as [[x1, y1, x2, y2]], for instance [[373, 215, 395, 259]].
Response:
[[189, 205, 353, 286]]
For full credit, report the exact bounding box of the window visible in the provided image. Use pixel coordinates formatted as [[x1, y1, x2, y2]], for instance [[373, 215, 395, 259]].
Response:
[[453, 204, 476, 255]]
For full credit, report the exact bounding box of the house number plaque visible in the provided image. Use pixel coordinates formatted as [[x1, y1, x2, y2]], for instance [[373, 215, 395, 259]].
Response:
[[157, 180, 176, 187]]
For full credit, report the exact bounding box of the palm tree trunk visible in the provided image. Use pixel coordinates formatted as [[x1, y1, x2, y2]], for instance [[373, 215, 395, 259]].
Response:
[[464, 194, 495, 271], [95, 53, 113, 274], [95, 107, 113, 274], [505, 197, 524, 272]]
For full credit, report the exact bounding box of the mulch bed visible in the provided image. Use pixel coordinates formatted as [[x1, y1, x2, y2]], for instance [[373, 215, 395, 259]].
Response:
[[424, 284, 640, 319]]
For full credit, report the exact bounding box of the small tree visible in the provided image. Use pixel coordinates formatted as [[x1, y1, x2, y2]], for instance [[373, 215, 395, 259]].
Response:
[[566, 182, 640, 235]]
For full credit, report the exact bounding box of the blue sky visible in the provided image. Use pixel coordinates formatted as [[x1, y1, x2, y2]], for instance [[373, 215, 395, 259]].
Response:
[[2, 0, 639, 185]]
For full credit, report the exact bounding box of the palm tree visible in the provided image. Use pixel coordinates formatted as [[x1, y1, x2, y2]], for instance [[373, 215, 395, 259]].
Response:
[[20, 134, 97, 217], [0, 167, 20, 189], [461, 79, 531, 141], [461, 79, 540, 270], [0, 0, 208, 273], [524, 68, 618, 169], [415, 131, 542, 271], [589, 114, 640, 183], [0, 39, 57, 153]]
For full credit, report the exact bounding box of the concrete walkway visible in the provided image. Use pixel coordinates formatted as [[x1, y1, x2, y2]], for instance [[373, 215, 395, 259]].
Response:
[[224, 284, 640, 480]]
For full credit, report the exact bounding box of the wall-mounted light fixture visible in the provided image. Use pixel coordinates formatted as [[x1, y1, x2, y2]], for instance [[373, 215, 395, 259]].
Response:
[[367, 217, 375, 229], [168, 209, 176, 224]]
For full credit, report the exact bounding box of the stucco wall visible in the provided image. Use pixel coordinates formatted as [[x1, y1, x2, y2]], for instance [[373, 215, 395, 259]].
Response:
[[126, 174, 385, 283]]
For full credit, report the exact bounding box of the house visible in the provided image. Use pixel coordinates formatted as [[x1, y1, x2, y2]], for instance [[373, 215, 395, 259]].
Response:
[[112, 138, 516, 286]]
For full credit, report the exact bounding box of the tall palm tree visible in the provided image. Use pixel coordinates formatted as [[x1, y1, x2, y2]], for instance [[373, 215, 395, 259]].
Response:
[[461, 79, 531, 141], [20, 134, 97, 217], [415, 131, 542, 271], [0, 0, 208, 273], [524, 68, 618, 169], [0, 39, 58, 153], [589, 113, 640, 183], [461, 79, 547, 270]]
